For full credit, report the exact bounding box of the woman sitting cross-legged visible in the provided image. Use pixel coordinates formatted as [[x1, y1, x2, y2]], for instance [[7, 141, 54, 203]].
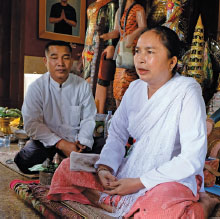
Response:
[[47, 26, 219, 218]]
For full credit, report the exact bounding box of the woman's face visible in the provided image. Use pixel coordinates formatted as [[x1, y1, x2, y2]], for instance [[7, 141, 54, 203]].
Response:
[[134, 30, 177, 87]]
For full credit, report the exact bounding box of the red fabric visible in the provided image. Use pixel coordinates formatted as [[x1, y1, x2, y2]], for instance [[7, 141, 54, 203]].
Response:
[[47, 158, 104, 204], [125, 175, 204, 218], [48, 158, 204, 218]]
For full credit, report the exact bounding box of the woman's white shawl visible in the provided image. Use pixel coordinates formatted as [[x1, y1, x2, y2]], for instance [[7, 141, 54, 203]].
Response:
[[102, 75, 203, 217]]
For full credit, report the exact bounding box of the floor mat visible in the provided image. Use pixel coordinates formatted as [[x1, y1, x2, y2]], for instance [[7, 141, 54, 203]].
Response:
[[10, 180, 113, 218], [0, 144, 39, 179]]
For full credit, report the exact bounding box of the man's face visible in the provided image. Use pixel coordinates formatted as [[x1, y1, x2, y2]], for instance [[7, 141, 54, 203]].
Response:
[[44, 45, 73, 84]]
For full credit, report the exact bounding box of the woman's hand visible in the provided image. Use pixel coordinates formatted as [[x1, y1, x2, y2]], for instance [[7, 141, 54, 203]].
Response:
[[98, 169, 117, 190], [104, 178, 144, 196]]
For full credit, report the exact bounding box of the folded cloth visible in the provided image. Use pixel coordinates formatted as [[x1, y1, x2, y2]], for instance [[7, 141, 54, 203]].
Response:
[[70, 151, 100, 172], [47, 158, 103, 203]]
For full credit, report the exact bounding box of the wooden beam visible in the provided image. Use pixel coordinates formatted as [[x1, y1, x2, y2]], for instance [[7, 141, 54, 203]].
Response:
[[0, 0, 25, 108]]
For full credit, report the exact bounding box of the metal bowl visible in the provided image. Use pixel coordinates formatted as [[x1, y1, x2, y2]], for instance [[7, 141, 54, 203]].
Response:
[[14, 129, 29, 140]]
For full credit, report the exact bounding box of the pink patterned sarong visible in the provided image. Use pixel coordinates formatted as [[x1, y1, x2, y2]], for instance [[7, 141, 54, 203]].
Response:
[[47, 158, 204, 218]]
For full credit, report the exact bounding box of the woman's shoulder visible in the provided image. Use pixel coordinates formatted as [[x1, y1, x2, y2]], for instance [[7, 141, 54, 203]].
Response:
[[174, 74, 200, 88]]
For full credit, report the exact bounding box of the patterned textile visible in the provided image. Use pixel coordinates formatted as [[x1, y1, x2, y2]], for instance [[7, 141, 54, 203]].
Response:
[[163, 0, 184, 40], [113, 4, 144, 100], [119, 4, 143, 44], [113, 67, 138, 100], [10, 179, 84, 218], [48, 159, 204, 218]]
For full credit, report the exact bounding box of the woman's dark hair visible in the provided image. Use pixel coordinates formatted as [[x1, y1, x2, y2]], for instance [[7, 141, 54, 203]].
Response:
[[140, 26, 182, 75], [45, 40, 72, 55]]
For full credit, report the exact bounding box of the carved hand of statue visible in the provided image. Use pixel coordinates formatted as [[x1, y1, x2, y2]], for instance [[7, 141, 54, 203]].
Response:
[[206, 118, 215, 137], [103, 46, 115, 59], [124, 34, 134, 48], [100, 33, 109, 41]]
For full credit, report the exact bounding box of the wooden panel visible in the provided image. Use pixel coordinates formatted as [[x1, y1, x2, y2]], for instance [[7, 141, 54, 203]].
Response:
[[218, 1, 220, 40], [0, 0, 25, 108], [0, 1, 12, 105]]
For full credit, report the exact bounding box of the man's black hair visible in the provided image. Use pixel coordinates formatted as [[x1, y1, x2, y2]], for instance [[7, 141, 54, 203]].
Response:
[[45, 40, 72, 54]]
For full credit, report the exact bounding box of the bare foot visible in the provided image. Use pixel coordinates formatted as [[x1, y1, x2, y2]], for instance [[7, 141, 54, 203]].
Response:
[[199, 192, 220, 219], [82, 188, 114, 213]]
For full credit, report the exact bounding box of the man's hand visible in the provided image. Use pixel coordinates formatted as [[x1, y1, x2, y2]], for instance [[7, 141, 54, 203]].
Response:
[[49, 10, 65, 24], [61, 9, 65, 20], [56, 139, 85, 157], [62, 9, 77, 27], [104, 178, 144, 196], [75, 141, 86, 153]]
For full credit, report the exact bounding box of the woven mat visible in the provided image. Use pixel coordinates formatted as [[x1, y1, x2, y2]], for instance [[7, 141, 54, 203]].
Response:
[[0, 145, 39, 179], [63, 200, 114, 219], [11, 180, 113, 218]]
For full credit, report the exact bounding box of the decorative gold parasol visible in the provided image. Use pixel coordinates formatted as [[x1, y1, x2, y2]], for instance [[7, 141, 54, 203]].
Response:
[[183, 15, 205, 85]]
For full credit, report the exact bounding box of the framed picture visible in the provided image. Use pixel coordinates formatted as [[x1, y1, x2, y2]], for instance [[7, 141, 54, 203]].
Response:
[[39, 0, 86, 44]]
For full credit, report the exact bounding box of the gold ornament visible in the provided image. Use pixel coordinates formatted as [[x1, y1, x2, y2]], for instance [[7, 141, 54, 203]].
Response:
[[186, 15, 205, 85], [217, 74, 220, 91], [150, 0, 167, 24], [163, 0, 184, 40]]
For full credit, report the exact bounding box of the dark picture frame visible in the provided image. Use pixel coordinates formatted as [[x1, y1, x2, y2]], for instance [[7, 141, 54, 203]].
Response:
[[39, 0, 86, 44]]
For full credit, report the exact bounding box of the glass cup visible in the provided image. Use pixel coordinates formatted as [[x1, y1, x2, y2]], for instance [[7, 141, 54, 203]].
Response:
[[4, 135, 10, 147], [0, 137, 4, 147]]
